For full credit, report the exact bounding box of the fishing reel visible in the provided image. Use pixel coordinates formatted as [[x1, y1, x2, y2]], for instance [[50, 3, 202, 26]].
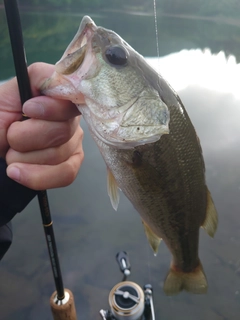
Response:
[[99, 251, 155, 320]]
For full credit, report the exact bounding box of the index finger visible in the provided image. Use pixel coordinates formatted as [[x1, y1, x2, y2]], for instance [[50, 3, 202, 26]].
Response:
[[0, 62, 56, 115], [28, 62, 56, 96], [25, 63, 83, 121]]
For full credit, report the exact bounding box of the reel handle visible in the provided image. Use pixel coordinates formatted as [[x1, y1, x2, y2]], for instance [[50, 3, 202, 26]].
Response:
[[116, 251, 131, 278]]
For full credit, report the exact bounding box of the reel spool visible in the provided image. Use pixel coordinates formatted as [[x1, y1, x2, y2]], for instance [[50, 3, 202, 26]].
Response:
[[109, 281, 145, 320], [99, 252, 155, 320]]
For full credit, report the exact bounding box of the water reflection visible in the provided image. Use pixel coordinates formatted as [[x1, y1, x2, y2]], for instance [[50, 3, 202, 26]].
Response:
[[147, 49, 240, 97], [1, 7, 240, 79], [0, 48, 240, 319]]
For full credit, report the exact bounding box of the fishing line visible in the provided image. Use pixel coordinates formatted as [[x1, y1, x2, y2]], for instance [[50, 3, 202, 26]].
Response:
[[144, 0, 160, 287], [153, 0, 160, 60], [147, 246, 152, 285]]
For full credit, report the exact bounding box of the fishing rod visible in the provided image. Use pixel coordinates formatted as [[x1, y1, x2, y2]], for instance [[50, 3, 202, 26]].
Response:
[[3, 0, 77, 319], [100, 251, 156, 320]]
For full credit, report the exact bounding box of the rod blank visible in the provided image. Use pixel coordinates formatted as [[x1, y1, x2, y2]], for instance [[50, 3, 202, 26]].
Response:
[[4, 1, 77, 319]]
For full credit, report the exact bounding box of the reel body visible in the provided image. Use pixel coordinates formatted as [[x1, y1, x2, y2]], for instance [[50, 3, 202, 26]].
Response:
[[99, 252, 155, 320]]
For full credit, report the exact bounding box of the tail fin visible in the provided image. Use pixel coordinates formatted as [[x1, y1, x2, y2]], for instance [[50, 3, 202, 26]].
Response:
[[163, 262, 208, 296]]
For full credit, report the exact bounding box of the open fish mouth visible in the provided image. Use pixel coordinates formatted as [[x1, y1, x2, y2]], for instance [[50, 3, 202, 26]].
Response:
[[41, 16, 97, 101], [54, 16, 96, 76], [42, 15, 170, 146], [55, 43, 87, 75]]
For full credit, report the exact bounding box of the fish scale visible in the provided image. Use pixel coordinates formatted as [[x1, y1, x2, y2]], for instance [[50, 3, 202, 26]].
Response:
[[100, 103, 206, 266]]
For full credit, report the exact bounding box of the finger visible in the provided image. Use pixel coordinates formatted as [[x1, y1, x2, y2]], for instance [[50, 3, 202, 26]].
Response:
[[6, 125, 83, 165], [6, 152, 84, 190], [23, 95, 80, 121], [27, 63, 85, 103], [7, 116, 80, 152], [0, 77, 22, 114], [0, 78, 23, 157]]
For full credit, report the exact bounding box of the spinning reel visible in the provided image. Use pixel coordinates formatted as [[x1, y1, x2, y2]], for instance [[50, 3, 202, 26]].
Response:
[[100, 251, 155, 320]]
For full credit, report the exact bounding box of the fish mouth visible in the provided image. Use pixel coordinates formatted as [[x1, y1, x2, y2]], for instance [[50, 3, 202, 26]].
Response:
[[55, 16, 97, 75]]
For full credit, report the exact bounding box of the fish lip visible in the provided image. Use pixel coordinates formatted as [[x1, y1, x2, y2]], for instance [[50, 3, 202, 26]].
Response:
[[79, 15, 96, 34], [74, 15, 97, 53], [55, 16, 97, 75], [67, 15, 97, 55], [41, 16, 97, 97]]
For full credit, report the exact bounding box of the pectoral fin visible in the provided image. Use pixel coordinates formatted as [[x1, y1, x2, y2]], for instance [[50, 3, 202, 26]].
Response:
[[202, 188, 218, 237], [107, 168, 120, 211], [142, 221, 161, 255]]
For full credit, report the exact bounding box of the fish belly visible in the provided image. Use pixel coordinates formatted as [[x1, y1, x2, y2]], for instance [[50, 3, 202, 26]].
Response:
[[99, 105, 207, 271]]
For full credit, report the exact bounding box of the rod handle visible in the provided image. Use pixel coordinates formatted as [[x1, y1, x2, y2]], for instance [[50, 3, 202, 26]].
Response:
[[50, 289, 77, 320]]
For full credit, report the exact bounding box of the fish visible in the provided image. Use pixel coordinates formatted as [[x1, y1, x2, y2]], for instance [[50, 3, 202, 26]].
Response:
[[42, 16, 218, 295]]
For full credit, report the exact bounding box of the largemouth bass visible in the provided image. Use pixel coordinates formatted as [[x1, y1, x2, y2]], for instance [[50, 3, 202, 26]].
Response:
[[42, 16, 218, 295]]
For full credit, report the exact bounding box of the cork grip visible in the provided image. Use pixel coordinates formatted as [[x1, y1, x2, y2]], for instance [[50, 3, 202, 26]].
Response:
[[50, 289, 77, 320]]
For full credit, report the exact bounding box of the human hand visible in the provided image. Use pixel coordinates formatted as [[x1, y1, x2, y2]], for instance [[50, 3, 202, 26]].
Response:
[[0, 62, 85, 190]]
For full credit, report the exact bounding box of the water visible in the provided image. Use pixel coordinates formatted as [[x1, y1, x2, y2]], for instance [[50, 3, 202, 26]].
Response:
[[0, 6, 240, 320]]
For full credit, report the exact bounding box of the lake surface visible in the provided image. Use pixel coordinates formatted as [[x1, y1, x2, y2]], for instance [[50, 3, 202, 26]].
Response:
[[0, 6, 240, 320]]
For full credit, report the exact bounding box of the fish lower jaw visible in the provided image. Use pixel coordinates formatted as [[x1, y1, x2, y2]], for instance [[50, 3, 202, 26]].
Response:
[[85, 121, 168, 150], [80, 110, 168, 149]]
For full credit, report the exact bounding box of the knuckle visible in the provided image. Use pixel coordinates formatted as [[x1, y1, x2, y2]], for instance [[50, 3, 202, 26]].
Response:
[[44, 148, 61, 165], [78, 125, 84, 139], [28, 62, 46, 78], [7, 122, 20, 149], [64, 152, 84, 186], [46, 123, 72, 147], [64, 162, 78, 185], [28, 63, 37, 75], [5, 149, 14, 165]]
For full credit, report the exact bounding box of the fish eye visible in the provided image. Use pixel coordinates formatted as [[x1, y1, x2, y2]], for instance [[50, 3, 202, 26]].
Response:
[[105, 46, 127, 66]]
